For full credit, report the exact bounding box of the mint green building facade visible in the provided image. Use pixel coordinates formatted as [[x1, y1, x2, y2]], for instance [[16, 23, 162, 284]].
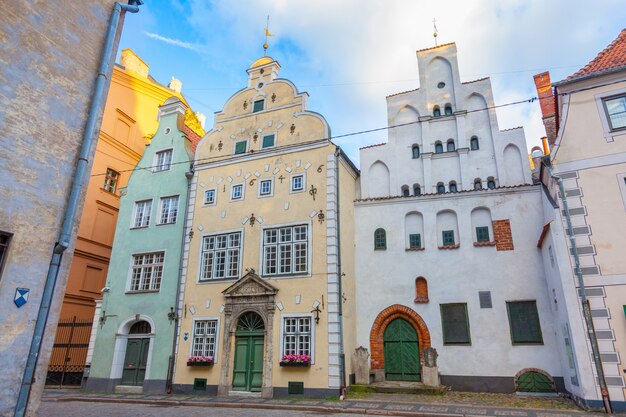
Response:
[[86, 98, 197, 393]]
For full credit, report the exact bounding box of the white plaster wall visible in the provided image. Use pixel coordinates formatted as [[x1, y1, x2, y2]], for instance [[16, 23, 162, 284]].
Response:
[[355, 187, 564, 378]]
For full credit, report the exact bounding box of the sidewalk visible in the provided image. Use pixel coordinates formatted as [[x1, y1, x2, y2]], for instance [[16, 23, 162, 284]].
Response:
[[42, 388, 605, 417]]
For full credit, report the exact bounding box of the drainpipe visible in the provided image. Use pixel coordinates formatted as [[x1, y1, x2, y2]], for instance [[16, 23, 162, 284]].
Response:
[[544, 157, 612, 413], [167, 165, 194, 393], [334, 148, 347, 398], [14, 2, 141, 416]]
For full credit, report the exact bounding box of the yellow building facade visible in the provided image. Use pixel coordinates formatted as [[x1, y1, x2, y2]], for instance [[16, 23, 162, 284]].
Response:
[[172, 57, 358, 398]]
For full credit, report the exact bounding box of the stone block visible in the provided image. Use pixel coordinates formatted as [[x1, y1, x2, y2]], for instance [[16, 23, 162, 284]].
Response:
[[422, 365, 440, 387]]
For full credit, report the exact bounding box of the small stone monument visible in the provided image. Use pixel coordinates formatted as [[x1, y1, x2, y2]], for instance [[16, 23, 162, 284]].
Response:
[[422, 347, 440, 386], [353, 346, 370, 385]]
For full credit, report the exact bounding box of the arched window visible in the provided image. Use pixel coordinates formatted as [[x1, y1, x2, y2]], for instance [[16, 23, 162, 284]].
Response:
[[447, 139, 455, 152], [412, 145, 420, 159], [437, 182, 445, 194], [374, 228, 387, 250], [401, 185, 410, 197], [444, 104, 453, 116], [449, 181, 457, 193], [433, 106, 441, 117], [470, 136, 479, 150], [487, 177, 496, 189], [474, 179, 483, 190], [435, 141, 443, 154], [415, 277, 429, 303], [129, 321, 151, 334], [413, 184, 421, 196]]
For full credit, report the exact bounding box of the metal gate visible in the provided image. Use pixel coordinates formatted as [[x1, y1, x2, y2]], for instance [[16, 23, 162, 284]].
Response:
[[46, 316, 93, 386]]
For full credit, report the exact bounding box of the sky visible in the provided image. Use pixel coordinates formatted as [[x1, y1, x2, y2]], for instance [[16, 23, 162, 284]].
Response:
[[117, 0, 625, 165]]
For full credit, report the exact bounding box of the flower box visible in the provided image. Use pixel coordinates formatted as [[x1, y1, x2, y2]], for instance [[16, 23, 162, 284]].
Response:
[[279, 354, 311, 367], [187, 356, 214, 367], [187, 361, 214, 367], [280, 361, 310, 367]]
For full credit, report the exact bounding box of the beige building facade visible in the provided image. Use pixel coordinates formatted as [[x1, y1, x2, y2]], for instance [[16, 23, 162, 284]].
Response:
[[172, 57, 358, 398]]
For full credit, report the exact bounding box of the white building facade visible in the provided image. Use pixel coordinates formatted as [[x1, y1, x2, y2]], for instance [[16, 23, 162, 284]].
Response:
[[354, 43, 597, 402]]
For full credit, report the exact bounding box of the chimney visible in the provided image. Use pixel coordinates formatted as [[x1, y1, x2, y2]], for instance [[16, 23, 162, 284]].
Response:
[[195, 112, 206, 129], [168, 77, 182, 93], [120, 49, 149, 78], [541, 137, 550, 155], [533, 72, 557, 147]]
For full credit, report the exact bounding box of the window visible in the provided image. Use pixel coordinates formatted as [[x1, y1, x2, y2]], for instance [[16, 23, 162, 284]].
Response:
[[440, 303, 471, 345], [433, 106, 441, 117], [470, 136, 479, 150], [401, 185, 410, 197], [154, 149, 172, 172], [603, 94, 626, 131], [199, 232, 241, 280], [103, 168, 119, 193], [487, 179, 496, 189], [283, 316, 312, 357], [234, 140, 247, 155], [444, 105, 453, 116], [129, 252, 164, 291], [262, 134, 275, 149], [192, 319, 218, 358], [435, 142, 443, 154], [204, 188, 217, 206], [474, 180, 483, 190], [437, 82, 445, 89], [259, 179, 273, 197], [412, 145, 420, 159], [449, 182, 457, 193], [159, 196, 179, 224], [132, 200, 152, 228], [413, 185, 421, 196], [231, 184, 244, 201], [409, 233, 421, 249], [442, 230, 455, 245], [447, 140, 455, 152], [476, 226, 490, 242], [290, 174, 305, 193], [374, 228, 387, 250], [507, 301, 543, 344], [263, 225, 308, 276], [0, 232, 11, 281], [437, 183, 445, 194], [253, 99, 265, 113]]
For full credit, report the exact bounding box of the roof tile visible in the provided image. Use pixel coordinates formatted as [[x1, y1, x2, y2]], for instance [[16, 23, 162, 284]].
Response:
[[566, 29, 626, 81]]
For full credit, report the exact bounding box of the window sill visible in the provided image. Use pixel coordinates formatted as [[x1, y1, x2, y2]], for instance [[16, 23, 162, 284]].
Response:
[[414, 296, 429, 303], [442, 343, 472, 346], [473, 241, 496, 247], [438, 244, 460, 250], [130, 225, 149, 230], [262, 273, 311, 280], [126, 290, 160, 294], [405, 247, 424, 252], [187, 362, 214, 367], [511, 342, 544, 346], [156, 222, 176, 226], [198, 277, 239, 283], [100, 188, 120, 198]]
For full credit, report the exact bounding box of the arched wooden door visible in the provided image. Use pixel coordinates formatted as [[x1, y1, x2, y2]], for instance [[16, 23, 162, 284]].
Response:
[[121, 321, 151, 386], [383, 318, 420, 381], [232, 312, 265, 391]]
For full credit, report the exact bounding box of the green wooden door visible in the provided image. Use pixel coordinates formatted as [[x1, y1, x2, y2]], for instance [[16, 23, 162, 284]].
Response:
[[384, 318, 420, 381], [121, 338, 149, 386], [232, 335, 264, 391]]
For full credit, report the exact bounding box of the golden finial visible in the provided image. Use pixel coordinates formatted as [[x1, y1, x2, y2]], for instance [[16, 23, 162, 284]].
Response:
[[433, 18, 438, 46], [263, 15, 273, 56]]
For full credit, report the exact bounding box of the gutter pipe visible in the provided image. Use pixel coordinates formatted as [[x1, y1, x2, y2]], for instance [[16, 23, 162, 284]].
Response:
[[15, 3, 140, 416], [544, 157, 612, 413], [334, 147, 347, 397]]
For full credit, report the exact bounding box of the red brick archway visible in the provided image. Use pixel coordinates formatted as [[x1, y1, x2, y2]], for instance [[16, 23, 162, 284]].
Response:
[[370, 304, 431, 370]]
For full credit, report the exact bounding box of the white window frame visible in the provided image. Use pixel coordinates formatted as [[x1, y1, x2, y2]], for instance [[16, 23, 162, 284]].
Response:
[[290, 173, 306, 194], [279, 313, 315, 364], [234, 140, 248, 155], [158, 195, 179, 225], [230, 183, 245, 201], [259, 221, 312, 278], [197, 229, 243, 282], [103, 168, 120, 194], [189, 316, 221, 363], [153, 149, 173, 172], [261, 133, 276, 149], [126, 250, 165, 293], [258, 178, 274, 198], [203, 188, 217, 206], [618, 173, 626, 211], [131, 199, 152, 228], [595, 87, 626, 142]]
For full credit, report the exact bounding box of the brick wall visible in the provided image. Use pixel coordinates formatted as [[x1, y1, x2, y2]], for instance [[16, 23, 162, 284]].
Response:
[[493, 219, 514, 251]]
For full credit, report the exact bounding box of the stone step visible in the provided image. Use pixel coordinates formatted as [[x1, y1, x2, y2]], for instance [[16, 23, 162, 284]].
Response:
[[228, 390, 262, 398], [352, 383, 445, 395], [114, 385, 143, 394]]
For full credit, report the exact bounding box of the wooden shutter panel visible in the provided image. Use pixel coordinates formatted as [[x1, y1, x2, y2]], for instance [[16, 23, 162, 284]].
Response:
[[441, 304, 470, 344], [507, 301, 543, 344]]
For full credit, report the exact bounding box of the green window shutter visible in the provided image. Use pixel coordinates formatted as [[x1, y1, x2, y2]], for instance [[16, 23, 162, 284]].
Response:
[[374, 228, 386, 250], [442, 230, 455, 245], [476, 226, 490, 242], [409, 234, 421, 249], [440, 303, 470, 345], [235, 141, 247, 154], [253, 99, 265, 113], [507, 301, 543, 344], [262, 134, 275, 148]]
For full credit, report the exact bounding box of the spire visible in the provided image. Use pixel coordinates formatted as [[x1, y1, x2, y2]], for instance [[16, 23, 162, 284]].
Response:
[[263, 15, 273, 56]]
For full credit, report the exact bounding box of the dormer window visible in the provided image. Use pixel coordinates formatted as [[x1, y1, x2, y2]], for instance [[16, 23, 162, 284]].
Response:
[[412, 145, 420, 159], [234, 140, 247, 155], [444, 104, 453, 116], [470, 136, 479, 150], [433, 106, 441, 117], [435, 141, 443, 154], [446, 140, 455, 152], [253, 99, 265, 113]]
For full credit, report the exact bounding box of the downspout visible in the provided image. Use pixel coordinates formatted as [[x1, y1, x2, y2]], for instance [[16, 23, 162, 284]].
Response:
[[544, 157, 612, 413], [14, 2, 141, 416], [334, 147, 347, 398], [167, 164, 194, 393]]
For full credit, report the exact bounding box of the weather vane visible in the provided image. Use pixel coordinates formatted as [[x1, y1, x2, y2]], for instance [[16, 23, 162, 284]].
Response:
[[263, 15, 273, 55], [433, 18, 438, 46]]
